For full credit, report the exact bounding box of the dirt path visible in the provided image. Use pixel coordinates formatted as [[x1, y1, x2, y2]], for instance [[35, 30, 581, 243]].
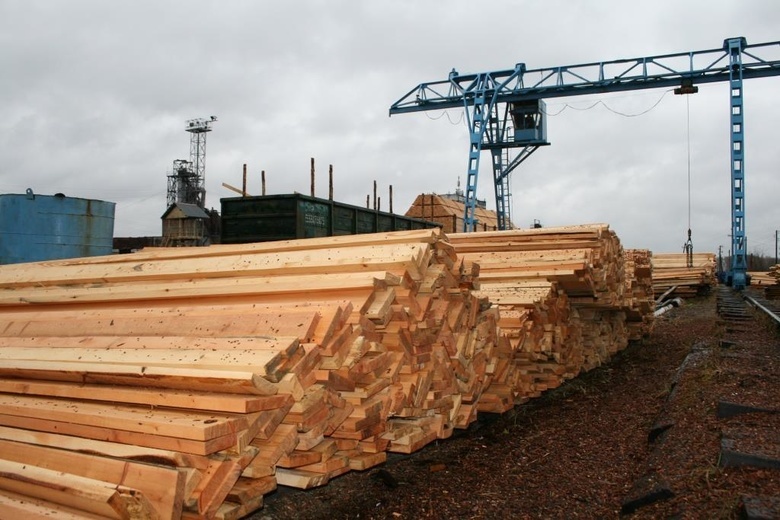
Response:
[[254, 293, 780, 519]]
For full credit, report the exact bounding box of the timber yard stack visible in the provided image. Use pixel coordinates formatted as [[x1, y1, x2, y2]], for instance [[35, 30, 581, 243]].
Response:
[[405, 193, 500, 233], [623, 249, 655, 340], [651, 252, 718, 298], [448, 224, 649, 405], [766, 264, 780, 299], [0, 226, 651, 519]]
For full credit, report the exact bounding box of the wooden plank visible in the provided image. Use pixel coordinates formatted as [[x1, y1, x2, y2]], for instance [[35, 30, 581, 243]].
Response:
[[0, 425, 210, 470], [0, 359, 279, 395], [0, 379, 293, 413], [251, 397, 295, 441], [0, 413, 237, 456], [276, 450, 322, 469], [0, 437, 184, 519], [0, 243, 429, 288], [0, 489, 108, 520], [0, 307, 322, 342], [0, 333, 301, 352], [188, 448, 257, 518], [244, 423, 298, 478], [0, 271, 401, 306], [0, 347, 285, 375], [0, 394, 248, 441], [347, 451, 387, 471], [274, 467, 330, 489], [0, 459, 154, 519]]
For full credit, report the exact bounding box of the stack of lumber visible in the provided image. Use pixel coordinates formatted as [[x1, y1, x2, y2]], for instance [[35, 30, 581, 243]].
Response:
[[0, 225, 652, 518], [748, 271, 774, 286], [405, 193, 502, 233], [0, 229, 501, 518], [623, 249, 655, 339], [448, 224, 643, 405], [763, 264, 780, 299], [651, 252, 717, 298]]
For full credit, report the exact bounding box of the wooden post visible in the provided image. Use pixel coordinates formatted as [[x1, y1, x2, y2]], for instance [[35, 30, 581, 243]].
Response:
[[242, 164, 247, 197], [389, 185, 393, 214], [262, 170, 266, 196], [310, 158, 315, 197], [329, 165, 333, 201]]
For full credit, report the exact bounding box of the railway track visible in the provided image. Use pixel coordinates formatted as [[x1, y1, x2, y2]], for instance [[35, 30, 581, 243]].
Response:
[[717, 285, 780, 326], [743, 288, 780, 327], [713, 284, 780, 519]]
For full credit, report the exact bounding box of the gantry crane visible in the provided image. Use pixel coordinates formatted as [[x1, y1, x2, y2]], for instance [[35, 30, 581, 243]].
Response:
[[389, 37, 780, 289]]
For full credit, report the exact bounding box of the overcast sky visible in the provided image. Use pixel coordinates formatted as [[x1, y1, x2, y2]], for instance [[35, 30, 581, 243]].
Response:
[[1, 1, 778, 258]]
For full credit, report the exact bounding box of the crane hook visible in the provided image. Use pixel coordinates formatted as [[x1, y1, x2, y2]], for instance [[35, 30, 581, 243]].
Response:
[[683, 228, 693, 268]]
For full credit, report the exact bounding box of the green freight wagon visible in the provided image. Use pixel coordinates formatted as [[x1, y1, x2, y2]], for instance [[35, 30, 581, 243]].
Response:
[[221, 194, 440, 244]]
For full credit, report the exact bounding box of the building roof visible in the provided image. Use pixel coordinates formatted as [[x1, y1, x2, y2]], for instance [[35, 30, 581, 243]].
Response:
[[161, 203, 209, 220]]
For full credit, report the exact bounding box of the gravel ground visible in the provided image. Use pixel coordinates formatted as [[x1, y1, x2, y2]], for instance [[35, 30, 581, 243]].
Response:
[[253, 291, 780, 520]]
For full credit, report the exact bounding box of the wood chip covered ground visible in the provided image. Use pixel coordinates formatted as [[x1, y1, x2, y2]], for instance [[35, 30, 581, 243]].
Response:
[[0, 225, 665, 518]]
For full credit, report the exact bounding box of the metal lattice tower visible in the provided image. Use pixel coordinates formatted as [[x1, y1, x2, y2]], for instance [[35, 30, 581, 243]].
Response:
[[726, 38, 747, 288], [167, 116, 217, 209], [166, 159, 198, 207]]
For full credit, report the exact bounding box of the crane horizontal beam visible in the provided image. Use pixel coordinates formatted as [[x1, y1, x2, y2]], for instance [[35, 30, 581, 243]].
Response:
[[389, 36, 780, 289], [389, 38, 780, 115]]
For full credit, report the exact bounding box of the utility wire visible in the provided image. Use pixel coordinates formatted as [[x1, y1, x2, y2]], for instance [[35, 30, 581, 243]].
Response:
[[426, 109, 464, 125], [542, 89, 674, 118]]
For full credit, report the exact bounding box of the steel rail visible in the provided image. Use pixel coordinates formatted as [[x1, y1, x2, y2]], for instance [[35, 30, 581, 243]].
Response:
[[743, 295, 780, 326]]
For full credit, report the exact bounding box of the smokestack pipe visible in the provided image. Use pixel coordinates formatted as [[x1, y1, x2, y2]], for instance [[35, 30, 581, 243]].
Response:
[[242, 164, 247, 197], [261, 170, 266, 196], [329, 164, 333, 201], [310, 158, 315, 197]]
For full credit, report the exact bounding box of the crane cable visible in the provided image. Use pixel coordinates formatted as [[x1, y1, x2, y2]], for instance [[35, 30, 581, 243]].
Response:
[[683, 94, 694, 268]]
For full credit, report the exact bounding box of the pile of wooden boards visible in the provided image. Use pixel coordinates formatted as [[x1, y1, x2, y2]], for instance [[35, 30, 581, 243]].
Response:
[[405, 193, 501, 233], [623, 249, 655, 340], [448, 224, 653, 405], [763, 264, 780, 299], [651, 252, 717, 298], [0, 225, 653, 518]]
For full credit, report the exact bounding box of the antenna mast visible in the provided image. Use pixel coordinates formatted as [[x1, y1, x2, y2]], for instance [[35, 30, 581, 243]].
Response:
[[167, 116, 217, 209]]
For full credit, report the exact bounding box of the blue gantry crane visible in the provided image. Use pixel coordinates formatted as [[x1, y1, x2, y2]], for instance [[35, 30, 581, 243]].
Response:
[[389, 37, 780, 289]]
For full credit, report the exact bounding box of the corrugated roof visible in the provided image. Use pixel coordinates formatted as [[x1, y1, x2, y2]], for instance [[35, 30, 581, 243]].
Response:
[[161, 203, 209, 220]]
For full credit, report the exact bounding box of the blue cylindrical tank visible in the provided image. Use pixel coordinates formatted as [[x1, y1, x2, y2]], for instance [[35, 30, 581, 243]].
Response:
[[0, 189, 115, 265]]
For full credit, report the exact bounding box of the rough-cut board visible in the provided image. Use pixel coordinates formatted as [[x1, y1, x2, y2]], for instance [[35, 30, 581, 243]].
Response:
[[0, 488, 108, 520], [0, 437, 184, 519], [0, 225, 654, 518]]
